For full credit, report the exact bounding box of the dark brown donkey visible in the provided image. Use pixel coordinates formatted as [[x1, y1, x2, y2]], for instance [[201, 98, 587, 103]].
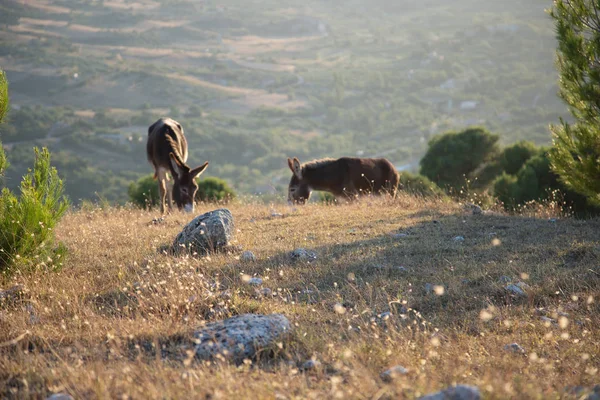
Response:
[[147, 117, 209, 214], [287, 156, 399, 204]]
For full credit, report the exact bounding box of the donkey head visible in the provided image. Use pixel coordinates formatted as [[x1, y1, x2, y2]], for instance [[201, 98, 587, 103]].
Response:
[[169, 152, 209, 213], [287, 157, 311, 204]]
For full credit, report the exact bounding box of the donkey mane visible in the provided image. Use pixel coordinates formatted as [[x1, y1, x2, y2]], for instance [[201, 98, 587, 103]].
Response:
[[301, 158, 337, 171], [164, 133, 185, 165]]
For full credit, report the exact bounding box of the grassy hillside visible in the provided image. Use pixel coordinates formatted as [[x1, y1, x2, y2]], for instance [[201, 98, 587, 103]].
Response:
[[1, 197, 598, 399], [0, 0, 567, 203]]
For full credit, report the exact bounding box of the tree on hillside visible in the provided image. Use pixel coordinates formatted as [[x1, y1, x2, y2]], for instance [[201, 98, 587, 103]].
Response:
[[420, 127, 500, 190], [549, 0, 600, 205], [499, 140, 539, 175], [0, 70, 8, 176]]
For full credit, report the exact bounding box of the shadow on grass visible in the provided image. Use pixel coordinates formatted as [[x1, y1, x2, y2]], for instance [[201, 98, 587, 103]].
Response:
[[234, 210, 600, 330]]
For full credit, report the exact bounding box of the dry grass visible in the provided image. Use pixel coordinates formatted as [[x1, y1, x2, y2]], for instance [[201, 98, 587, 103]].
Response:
[[0, 195, 599, 399]]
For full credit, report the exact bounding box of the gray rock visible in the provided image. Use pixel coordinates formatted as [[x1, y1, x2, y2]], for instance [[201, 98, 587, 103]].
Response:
[[194, 314, 292, 362], [379, 311, 393, 320], [503, 343, 526, 354], [540, 316, 557, 324], [505, 283, 526, 297], [418, 385, 480, 400], [240, 250, 256, 262], [0, 285, 25, 304], [391, 233, 409, 238], [396, 266, 409, 272], [46, 394, 74, 400], [465, 203, 483, 215], [247, 277, 263, 286], [380, 365, 408, 382], [172, 209, 234, 255], [425, 283, 434, 294], [290, 248, 317, 261], [301, 359, 321, 370], [499, 275, 512, 284], [453, 236, 465, 242], [259, 288, 273, 297]]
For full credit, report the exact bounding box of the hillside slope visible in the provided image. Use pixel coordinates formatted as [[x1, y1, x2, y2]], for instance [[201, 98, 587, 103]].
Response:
[[1, 197, 598, 399], [1, 0, 567, 202]]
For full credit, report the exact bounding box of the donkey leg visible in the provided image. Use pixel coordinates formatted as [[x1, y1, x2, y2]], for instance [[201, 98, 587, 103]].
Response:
[[157, 168, 169, 214]]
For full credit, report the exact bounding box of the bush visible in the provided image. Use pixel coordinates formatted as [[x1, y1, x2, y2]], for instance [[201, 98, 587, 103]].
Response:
[[0, 71, 7, 124], [127, 174, 159, 209], [128, 175, 236, 208], [493, 150, 597, 215], [398, 172, 446, 197], [195, 177, 236, 203], [499, 140, 539, 175], [420, 127, 500, 190], [0, 148, 69, 276], [315, 191, 337, 204]]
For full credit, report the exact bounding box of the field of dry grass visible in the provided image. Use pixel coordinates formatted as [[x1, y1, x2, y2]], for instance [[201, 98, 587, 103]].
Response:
[[1, 195, 599, 399]]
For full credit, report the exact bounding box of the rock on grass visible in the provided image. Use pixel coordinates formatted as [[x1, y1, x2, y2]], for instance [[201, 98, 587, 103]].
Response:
[[418, 385, 480, 400], [172, 209, 234, 255], [194, 314, 292, 362], [380, 365, 408, 382]]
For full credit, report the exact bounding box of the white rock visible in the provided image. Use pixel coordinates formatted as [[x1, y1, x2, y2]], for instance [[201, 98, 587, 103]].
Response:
[[240, 251, 256, 262], [172, 209, 234, 255], [290, 248, 317, 261], [380, 365, 408, 382], [503, 343, 526, 354], [301, 359, 321, 370], [46, 394, 74, 400], [247, 277, 263, 286], [194, 314, 292, 362], [505, 283, 526, 297], [418, 384, 480, 400]]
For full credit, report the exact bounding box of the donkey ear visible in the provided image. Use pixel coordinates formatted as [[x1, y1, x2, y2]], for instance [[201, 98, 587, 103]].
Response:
[[287, 158, 295, 173], [191, 161, 209, 178], [292, 157, 302, 179], [169, 152, 185, 179]]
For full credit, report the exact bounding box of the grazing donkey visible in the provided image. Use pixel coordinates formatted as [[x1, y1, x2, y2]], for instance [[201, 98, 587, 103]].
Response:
[[147, 117, 208, 214], [287, 156, 399, 204]]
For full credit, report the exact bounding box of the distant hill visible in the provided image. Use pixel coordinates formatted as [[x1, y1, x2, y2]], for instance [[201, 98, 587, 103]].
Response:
[[0, 0, 565, 204]]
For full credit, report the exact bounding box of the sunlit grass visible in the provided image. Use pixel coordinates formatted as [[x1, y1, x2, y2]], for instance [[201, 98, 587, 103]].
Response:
[[0, 194, 598, 399]]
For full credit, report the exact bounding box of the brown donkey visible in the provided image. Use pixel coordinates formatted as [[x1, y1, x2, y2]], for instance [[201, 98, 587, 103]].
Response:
[[147, 117, 208, 214], [287, 156, 399, 204]]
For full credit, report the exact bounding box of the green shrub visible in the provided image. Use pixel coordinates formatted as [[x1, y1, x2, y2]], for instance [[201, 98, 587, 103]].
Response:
[[127, 174, 159, 209], [398, 172, 446, 197], [499, 140, 539, 175], [493, 150, 598, 215], [128, 175, 236, 208], [420, 127, 500, 190], [0, 148, 69, 276], [195, 177, 236, 203], [315, 191, 337, 204], [0, 70, 7, 124]]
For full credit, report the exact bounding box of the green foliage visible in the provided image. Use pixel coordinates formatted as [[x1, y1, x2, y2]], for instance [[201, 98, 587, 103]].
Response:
[[499, 140, 539, 175], [0, 148, 69, 276], [0, 70, 8, 177], [0, 70, 7, 125], [549, 1, 600, 206], [420, 127, 500, 190], [128, 174, 236, 208], [315, 191, 337, 204], [195, 177, 236, 203], [493, 149, 596, 215], [127, 174, 159, 209], [398, 172, 446, 198]]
